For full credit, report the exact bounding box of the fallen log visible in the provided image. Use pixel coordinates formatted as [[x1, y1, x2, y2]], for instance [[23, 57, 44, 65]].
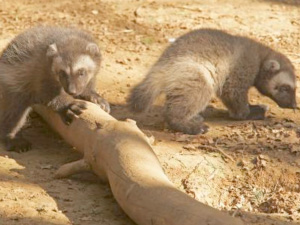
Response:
[[34, 103, 244, 225]]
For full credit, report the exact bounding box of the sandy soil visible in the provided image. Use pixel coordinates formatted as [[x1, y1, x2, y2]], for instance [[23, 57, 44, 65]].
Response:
[[0, 0, 299, 224]]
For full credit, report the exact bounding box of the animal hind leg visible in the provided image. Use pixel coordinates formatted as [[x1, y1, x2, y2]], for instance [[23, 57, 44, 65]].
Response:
[[164, 85, 214, 135], [0, 98, 32, 152]]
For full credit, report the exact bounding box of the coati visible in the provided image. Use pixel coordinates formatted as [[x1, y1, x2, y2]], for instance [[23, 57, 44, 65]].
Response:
[[128, 28, 297, 135], [0, 26, 110, 152]]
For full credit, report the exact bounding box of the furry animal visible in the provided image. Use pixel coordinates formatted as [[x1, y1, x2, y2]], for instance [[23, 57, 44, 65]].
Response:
[[0, 26, 110, 152], [128, 29, 297, 134]]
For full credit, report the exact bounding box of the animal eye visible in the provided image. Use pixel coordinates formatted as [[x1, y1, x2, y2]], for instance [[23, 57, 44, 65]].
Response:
[[59, 70, 67, 78], [279, 86, 290, 92], [77, 69, 86, 77]]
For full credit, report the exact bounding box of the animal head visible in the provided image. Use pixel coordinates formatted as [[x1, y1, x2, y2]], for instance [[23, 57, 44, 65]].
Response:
[[46, 38, 101, 96], [255, 54, 297, 109]]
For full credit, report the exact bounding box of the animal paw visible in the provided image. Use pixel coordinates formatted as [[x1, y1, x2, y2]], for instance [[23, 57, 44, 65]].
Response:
[[5, 136, 32, 152], [167, 116, 209, 135], [59, 101, 87, 125], [81, 93, 110, 113], [247, 104, 268, 120], [185, 123, 209, 135]]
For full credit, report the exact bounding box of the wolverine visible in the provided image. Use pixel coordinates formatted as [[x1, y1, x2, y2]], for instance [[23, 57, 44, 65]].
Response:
[[0, 26, 110, 152], [128, 29, 297, 134]]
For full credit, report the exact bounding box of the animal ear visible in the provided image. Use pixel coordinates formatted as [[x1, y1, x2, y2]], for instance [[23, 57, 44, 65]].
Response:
[[263, 60, 280, 72], [86, 43, 100, 56], [47, 43, 58, 57]]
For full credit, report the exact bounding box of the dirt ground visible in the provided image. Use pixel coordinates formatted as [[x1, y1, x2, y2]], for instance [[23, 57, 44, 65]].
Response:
[[0, 0, 299, 224]]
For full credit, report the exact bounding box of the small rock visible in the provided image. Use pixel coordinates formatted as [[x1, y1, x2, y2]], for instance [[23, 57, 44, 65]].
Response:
[[91, 10, 99, 15], [40, 164, 53, 170], [168, 37, 176, 43]]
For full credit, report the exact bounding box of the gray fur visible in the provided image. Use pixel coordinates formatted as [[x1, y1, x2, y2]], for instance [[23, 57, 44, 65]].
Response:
[[128, 29, 297, 134], [0, 26, 110, 151]]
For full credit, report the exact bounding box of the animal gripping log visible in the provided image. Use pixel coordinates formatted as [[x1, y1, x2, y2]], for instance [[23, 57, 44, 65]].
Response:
[[34, 103, 243, 225]]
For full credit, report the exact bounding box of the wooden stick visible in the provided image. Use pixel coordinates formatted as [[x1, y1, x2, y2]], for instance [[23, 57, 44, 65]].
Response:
[[34, 103, 243, 225], [198, 144, 235, 162]]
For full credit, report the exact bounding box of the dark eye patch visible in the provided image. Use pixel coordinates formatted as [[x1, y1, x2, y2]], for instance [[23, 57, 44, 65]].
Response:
[[77, 69, 86, 77], [278, 85, 291, 92], [59, 70, 68, 79]]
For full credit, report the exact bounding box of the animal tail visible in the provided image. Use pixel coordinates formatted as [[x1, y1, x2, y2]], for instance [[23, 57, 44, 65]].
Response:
[[128, 71, 163, 113]]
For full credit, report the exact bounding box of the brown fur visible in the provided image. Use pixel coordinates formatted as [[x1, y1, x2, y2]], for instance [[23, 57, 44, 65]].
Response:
[[0, 26, 110, 152], [128, 29, 297, 134]]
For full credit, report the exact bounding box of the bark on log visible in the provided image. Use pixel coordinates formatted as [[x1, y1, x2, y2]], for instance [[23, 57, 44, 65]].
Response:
[[34, 103, 244, 225]]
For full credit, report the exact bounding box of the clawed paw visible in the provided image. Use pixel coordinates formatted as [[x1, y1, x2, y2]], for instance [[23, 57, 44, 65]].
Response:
[[81, 93, 110, 113], [5, 137, 32, 152], [167, 116, 209, 135], [247, 104, 268, 120], [93, 97, 110, 113], [59, 101, 87, 125], [185, 123, 209, 135]]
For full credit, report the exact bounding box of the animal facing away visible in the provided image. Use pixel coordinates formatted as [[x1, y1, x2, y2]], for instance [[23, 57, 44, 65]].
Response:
[[128, 28, 297, 135], [0, 26, 110, 152]]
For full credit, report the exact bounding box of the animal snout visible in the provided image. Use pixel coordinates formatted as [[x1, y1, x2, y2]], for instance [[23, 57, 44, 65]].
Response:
[[67, 84, 77, 96]]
